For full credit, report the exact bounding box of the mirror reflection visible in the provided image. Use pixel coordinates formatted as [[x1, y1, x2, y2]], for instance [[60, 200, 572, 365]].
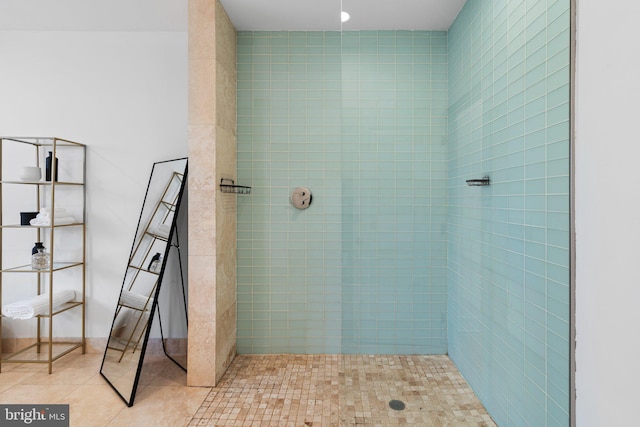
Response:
[[154, 188, 188, 371], [100, 158, 188, 406]]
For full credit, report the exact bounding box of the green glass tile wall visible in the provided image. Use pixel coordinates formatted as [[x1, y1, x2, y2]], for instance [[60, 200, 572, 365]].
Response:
[[237, 31, 344, 354], [447, 0, 570, 426], [340, 31, 448, 354], [236, 30, 449, 354]]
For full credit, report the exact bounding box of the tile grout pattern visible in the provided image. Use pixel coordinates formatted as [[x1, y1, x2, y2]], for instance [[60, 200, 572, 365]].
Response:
[[447, 0, 571, 425], [189, 354, 496, 426], [236, 30, 450, 355], [1, 351, 495, 426]]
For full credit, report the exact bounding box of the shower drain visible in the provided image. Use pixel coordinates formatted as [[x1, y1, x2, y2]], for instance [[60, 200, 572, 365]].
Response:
[[388, 399, 406, 411]]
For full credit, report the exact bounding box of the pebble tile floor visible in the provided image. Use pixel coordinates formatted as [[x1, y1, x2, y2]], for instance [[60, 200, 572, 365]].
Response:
[[0, 350, 496, 426], [190, 354, 496, 426]]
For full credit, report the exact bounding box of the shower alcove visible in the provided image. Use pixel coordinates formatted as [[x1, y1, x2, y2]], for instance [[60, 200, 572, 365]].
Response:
[[188, 1, 572, 426]]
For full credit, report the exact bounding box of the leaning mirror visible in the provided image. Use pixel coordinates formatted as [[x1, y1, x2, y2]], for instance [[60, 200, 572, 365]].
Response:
[[100, 158, 188, 406]]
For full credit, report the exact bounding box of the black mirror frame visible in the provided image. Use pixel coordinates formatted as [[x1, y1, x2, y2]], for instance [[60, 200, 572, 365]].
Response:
[[99, 158, 188, 407]]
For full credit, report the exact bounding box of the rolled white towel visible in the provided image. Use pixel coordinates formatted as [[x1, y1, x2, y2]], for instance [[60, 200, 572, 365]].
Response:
[[1, 290, 78, 319], [119, 290, 153, 311]]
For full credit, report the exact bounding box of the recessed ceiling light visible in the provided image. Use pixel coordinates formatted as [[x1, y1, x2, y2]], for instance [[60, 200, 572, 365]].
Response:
[[341, 11, 350, 23]]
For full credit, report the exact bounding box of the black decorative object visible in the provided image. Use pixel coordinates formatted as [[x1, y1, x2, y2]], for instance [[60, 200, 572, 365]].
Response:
[[220, 178, 251, 194], [20, 211, 38, 225], [148, 252, 161, 271], [466, 176, 490, 186], [45, 151, 59, 181], [32, 241, 45, 255]]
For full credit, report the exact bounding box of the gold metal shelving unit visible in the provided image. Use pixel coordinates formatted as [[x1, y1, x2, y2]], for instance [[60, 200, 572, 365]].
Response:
[[0, 137, 86, 374]]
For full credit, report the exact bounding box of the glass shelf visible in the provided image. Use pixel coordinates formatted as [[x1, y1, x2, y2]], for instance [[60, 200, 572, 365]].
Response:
[[0, 341, 83, 364], [0, 180, 84, 186], [1, 262, 83, 273], [127, 264, 161, 276], [0, 223, 84, 229], [0, 301, 85, 319]]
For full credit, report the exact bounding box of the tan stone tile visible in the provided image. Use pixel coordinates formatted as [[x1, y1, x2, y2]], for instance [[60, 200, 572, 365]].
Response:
[[188, 124, 217, 192], [187, 256, 217, 322], [189, 0, 216, 60], [65, 384, 126, 426], [148, 359, 188, 387], [215, 64, 236, 132], [0, 384, 77, 404], [188, 59, 216, 125], [18, 364, 99, 386], [108, 385, 209, 427], [187, 321, 217, 386], [215, 0, 236, 65], [188, 354, 496, 426], [0, 370, 37, 394]]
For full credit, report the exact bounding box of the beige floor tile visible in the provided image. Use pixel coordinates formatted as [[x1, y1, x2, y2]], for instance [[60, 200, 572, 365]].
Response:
[[0, 383, 78, 404], [0, 369, 37, 386], [65, 384, 128, 427], [56, 352, 104, 369], [191, 354, 496, 426], [18, 364, 101, 386], [0, 352, 496, 426], [106, 385, 210, 427]]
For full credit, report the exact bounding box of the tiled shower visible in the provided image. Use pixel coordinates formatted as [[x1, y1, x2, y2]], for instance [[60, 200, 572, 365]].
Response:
[[235, 0, 570, 425], [448, 1, 570, 425], [237, 30, 449, 355]]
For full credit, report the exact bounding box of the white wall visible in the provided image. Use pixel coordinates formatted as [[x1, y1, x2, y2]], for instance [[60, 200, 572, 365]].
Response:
[[575, 0, 640, 425], [0, 30, 188, 338]]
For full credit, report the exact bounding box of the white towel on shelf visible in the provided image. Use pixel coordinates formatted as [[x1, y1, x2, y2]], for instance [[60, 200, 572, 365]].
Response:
[[1, 290, 78, 319], [155, 223, 171, 238], [119, 290, 153, 311], [29, 210, 76, 226], [29, 216, 75, 226]]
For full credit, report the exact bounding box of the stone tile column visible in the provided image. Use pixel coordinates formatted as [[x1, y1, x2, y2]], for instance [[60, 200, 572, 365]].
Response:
[[187, 0, 237, 386]]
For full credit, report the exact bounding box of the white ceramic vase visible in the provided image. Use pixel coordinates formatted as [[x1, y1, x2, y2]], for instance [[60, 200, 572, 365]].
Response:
[[19, 166, 42, 181]]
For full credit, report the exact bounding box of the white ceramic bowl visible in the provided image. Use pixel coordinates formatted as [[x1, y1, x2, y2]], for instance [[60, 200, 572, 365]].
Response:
[[19, 166, 42, 181]]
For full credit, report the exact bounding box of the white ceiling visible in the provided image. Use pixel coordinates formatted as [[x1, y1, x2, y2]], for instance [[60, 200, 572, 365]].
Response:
[[0, 0, 465, 32], [220, 0, 467, 31]]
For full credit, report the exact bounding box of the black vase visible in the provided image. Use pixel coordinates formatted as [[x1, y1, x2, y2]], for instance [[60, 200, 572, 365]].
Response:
[[32, 242, 45, 255], [45, 151, 58, 182], [148, 252, 161, 271]]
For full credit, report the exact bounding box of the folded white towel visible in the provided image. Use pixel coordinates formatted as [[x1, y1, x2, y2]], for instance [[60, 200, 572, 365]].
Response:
[[155, 223, 171, 238], [1, 290, 78, 319], [35, 212, 74, 220], [119, 290, 153, 311], [30, 216, 75, 226]]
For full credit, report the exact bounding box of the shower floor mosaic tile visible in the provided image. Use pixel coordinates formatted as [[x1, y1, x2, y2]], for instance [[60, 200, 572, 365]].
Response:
[[189, 354, 496, 426]]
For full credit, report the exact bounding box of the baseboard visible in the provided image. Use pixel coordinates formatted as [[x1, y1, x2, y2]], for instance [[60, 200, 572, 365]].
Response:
[[2, 337, 187, 356]]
